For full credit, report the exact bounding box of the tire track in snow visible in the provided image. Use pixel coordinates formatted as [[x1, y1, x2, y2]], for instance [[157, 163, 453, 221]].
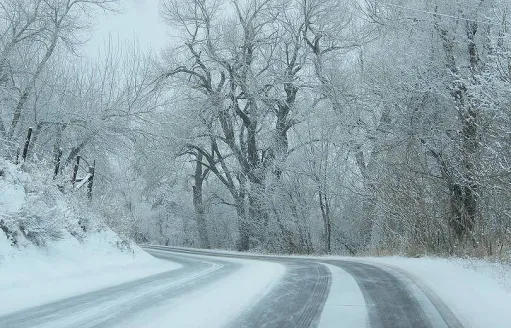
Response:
[[0, 250, 240, 328], [225, 261, 330, 328], [144, 247, 464, 328], [368, 262, 465, 328], [324, 260, 451, 328], [161, 247, 332, 328]]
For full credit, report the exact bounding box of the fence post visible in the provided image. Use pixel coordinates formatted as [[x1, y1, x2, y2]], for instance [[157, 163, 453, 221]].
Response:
[[21, 127, 33, 162], [72, 156, 80, 187], [14, 147, 20, 165], [87, 163, 95, 200], [53, 148, 62, 180]]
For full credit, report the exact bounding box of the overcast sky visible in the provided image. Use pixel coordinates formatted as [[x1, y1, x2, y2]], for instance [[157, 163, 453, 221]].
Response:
[[84, 0, 168, 58]]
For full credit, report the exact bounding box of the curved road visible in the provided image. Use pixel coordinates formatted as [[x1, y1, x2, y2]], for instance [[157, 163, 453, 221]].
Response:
[[0, 246, 464, 328]]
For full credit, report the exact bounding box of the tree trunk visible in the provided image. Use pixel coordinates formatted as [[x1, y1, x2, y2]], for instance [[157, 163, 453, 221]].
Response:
[[28, 122, 45, 155], [236, 195, 250, 251], [446, 21, 480, 242], [450, 106, 478, 241], [318, 189, 331, 254], [192, 153, 210, 249]]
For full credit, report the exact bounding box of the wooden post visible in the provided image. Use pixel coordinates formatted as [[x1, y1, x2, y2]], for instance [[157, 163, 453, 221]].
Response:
[[14, 147, 20, 165], [21, 127, 33, 162], [53, 148, 62, 180], [87, 163, 95, 200], [72, 156, 80, 187]]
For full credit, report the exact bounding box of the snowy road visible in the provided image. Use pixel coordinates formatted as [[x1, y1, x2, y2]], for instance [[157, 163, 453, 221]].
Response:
[[0, 246, 464, 328], [0, 251, 242, 328]]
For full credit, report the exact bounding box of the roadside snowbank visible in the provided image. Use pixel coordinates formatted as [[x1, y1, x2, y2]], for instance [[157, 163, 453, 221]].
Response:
[[0, 231, 180, 316], [363, 257, 511, 328], [0, 159, 179, 315]]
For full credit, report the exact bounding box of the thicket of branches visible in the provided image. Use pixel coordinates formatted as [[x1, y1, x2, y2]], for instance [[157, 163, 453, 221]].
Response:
[[2, 0, 510, 259]]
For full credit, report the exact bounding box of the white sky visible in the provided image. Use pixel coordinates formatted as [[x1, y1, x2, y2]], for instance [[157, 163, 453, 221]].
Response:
[[84, 0, 169, 58]]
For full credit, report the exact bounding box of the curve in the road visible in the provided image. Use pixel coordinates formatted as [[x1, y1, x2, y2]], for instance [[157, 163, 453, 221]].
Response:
[[0, 246, 464, 328], [323, 260, 462, 328], [158, 247, 464, 328], [0, 250, 241, 328], [154, 247, 332, 328]]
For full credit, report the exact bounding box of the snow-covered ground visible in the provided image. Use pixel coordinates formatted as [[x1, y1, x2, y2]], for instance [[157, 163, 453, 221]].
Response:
[[0, 230, 179, 316], [115, 254, 285, 328], [176, 248, 511, 328], [1, 240, 510, 328], [0, 159, 180, 316], [363, 256, 511, 328]]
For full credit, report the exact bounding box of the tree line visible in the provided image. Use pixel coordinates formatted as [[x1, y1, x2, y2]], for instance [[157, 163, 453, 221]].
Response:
[[2, 0, 510, 258]]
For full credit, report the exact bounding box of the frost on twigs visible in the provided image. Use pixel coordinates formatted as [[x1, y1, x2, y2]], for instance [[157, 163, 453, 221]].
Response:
[[0, 158, 130, 254]]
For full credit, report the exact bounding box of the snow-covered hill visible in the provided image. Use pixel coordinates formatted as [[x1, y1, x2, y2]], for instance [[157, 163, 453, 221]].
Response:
[[0, 159, 177, 315]]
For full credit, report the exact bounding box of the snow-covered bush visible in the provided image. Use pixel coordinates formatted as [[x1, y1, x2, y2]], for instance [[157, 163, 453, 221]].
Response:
[[0, 158, 131, 252]]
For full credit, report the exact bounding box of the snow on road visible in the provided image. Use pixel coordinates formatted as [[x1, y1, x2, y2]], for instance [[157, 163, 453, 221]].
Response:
[[318, 263, 367, 328], [0, 234, 180, 316], [184, 249, 510, 328], [2, 238, 510, 328], [112, 254, 285, 328], [142, 249, 511, 328], [0, 158, 181, 317], [360, 257, 511, 328]]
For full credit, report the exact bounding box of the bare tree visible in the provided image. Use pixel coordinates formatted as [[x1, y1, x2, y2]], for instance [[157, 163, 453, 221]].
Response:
[[0, 0, 120, 141]]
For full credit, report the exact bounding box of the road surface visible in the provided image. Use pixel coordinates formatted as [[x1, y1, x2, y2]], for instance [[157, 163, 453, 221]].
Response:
[[0, 246, 464, 328]]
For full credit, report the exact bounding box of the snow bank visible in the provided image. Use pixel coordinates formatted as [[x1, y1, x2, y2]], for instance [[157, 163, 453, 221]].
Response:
[[364, 257, 511, 328], [0, 159, 178, 315], [0, 233, 180, 316]]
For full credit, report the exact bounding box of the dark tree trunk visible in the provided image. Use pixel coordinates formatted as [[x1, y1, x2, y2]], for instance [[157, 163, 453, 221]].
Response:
[[318, 189, 331, 254], [448, 21, 479, 242], [192, 153, 210, 249], [28, 122, 45, 155], [8, 92, 29, 139], [235, 195, 250, 251], [355, 147, 377, 247]]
